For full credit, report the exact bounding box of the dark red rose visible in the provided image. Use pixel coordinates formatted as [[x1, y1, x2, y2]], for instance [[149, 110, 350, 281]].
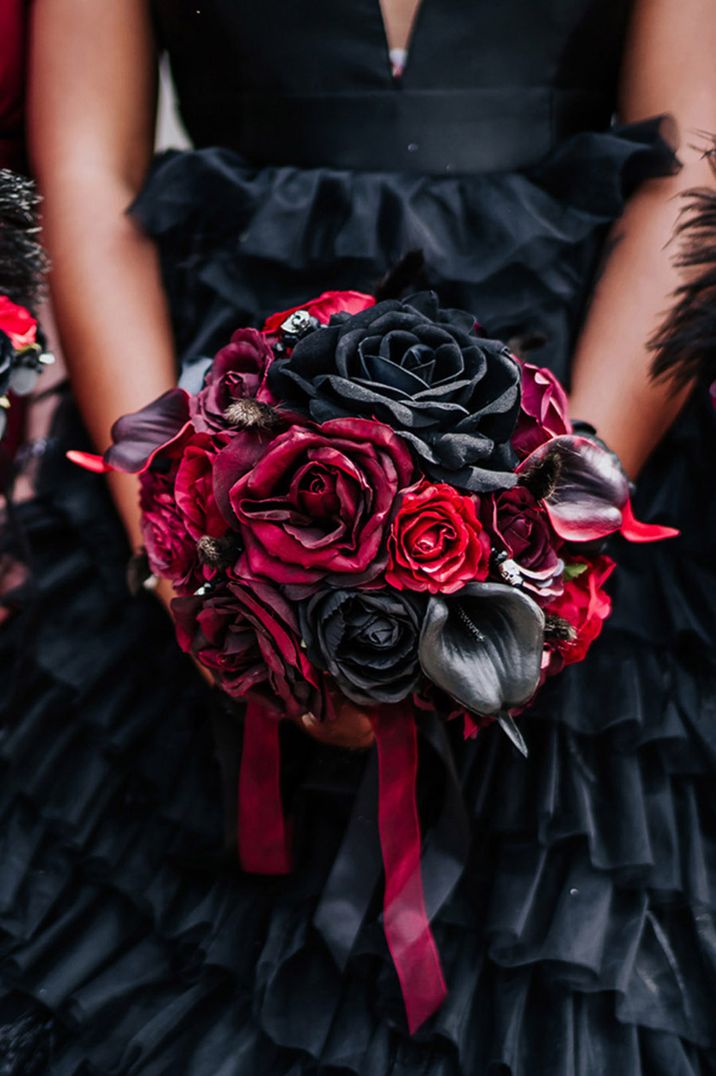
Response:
[[173, 581, 318, 715], [262, 290, 375, 334], [230, 417, 414, 590], [0, 296, 37, 351], [140, 468, 204, 595], [544, 555, 615, 670], [512, 361, 571, 458], [192, 328, 276, 432], [485, 486, 563, 598], [174, 432, 231, 541], [386, 481, 490, 594]]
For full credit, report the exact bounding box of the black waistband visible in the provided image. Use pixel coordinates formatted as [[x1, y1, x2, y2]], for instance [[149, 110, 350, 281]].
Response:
[[181, 87, 612, 174]]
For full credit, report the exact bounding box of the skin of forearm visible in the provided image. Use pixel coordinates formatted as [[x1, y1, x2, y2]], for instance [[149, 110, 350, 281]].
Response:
[[568, 154, 713, 478], [40, 168, 176, 547]]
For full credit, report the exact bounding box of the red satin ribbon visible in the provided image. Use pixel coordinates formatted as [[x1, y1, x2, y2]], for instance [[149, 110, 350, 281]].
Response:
[[373, 705, 447, 1034], [237, 700, 292, 875]]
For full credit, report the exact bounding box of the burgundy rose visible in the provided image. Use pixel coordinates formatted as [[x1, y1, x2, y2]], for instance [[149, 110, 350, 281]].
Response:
[[230, 417, 414, 590], [486, 486, 563, 598], [174, 432, 231, 541], [173, 581, 318, 716], [544, 555, 615, 671], [512, 362, 571, 458], [192, 328, 276, 432], [140, 468, 204, 595], [262, 290, 375, 335], [386, 481, 490, 594]]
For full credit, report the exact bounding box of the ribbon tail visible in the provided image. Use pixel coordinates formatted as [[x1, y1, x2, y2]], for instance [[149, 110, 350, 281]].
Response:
[[620, 497, 679, 542], [373, 704, 447, 1035], [313, 750, 381, 971], [237, 699, 292, 875]]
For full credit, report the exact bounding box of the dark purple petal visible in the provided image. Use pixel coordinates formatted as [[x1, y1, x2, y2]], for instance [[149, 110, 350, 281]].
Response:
[[518, 435, 629, 542], [106, 388, 193, 473]]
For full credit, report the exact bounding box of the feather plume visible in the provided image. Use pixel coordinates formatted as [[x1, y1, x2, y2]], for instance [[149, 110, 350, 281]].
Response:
[[373, 249, 429, 302], [0, 170, 47, 309], [651, 144, 716, 389]]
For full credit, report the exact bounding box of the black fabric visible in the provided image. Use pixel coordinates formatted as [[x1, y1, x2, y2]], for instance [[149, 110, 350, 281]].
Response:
[[2, 1, 716, 1073]]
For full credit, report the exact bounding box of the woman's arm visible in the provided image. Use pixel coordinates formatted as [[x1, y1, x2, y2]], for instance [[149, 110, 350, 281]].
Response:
[[28, 0, 175, 548], [568, 0, 716, 478]]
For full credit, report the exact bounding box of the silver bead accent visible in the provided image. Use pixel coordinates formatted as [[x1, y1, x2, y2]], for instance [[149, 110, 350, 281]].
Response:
[[280, 310, 313, 337], [497, 557, 523, 587]]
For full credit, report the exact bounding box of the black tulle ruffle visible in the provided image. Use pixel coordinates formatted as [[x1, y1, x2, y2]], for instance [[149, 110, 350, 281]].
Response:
[[1, 120, 716, 1073]]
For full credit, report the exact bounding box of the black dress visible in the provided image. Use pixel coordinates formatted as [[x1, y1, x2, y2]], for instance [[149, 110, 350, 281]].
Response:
[[1, 2, 716, 1073]]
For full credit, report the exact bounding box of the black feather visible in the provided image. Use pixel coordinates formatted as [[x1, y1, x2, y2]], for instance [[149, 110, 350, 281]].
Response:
[[0, 170, 47, 310], [651, 145, 716, 389], [197, 535, 241, 568], [518, 449, 563, 501], [544, 614, 577, 643], [373, 249, 429, 302]]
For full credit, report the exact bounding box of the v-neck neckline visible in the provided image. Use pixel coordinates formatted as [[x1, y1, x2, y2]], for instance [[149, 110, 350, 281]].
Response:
[[375, 0, 429, 86]]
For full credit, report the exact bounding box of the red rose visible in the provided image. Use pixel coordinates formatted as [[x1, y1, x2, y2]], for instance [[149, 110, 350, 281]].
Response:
[[173, 581, 318, 716], [544, 555, 615, 670], [512, 361, 571, 458], [192, 328, 276, 432], [262, 290, 375, 334], [0, 296, 38, 351], [174, 432, 231, 541], [140, 468, 205, 595], [230, 417, 414, 590], [485, 486, 563, 598], [385, 481, 490, 594]]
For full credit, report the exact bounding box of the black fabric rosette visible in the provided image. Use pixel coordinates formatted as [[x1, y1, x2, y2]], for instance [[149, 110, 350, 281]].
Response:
[[299, 589, 424, 707], [269, 291, 522, 492]]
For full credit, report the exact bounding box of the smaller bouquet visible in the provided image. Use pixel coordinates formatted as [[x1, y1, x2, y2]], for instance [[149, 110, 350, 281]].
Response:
[[71, 289, 677, 1032], [0, 170, 53, 446]]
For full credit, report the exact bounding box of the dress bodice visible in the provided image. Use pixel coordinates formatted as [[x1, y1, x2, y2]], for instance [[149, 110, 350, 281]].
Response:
[[152, 0, 634, 173]]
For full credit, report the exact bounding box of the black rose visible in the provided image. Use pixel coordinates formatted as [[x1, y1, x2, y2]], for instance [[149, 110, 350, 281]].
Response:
[[299, 589, 424, 706], [269, 292, 521, 492], [0, 331, 14, 397]]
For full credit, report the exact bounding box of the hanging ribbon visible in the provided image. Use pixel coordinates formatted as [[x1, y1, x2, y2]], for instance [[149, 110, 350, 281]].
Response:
[[237, 699, 292, 875], [372, 704, 448, 1034], [314, 711, 470, 975]]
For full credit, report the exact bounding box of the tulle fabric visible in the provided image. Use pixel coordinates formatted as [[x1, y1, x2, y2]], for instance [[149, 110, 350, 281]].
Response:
[[2, 121, 716, 1074]]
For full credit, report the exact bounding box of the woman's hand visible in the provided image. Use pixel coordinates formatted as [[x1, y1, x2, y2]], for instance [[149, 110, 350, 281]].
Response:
[[299, 690, 376, 751]]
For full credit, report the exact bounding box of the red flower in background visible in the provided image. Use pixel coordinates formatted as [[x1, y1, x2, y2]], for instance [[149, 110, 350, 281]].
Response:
[[512, 361, 571, 457], [544, 555, 615, 670], [386, 481, 490, 594], [262, 290, 375, 334], [0, 296, 37, 351]]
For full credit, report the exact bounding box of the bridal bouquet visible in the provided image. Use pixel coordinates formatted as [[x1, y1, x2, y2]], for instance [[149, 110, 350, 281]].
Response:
[[71, 289, 676, 1031]]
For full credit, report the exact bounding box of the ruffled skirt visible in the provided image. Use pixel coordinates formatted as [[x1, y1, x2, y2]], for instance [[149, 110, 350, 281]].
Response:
[[1, 119, 716, 1074]]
